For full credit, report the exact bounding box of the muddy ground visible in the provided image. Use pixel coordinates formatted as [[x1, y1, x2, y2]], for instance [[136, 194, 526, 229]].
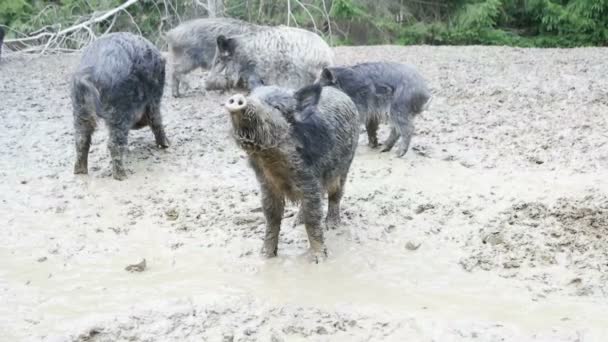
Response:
[[0, 45, 607, 341]]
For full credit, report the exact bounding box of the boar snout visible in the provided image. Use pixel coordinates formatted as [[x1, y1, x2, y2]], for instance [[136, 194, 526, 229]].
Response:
[[226, 94, 247, 113]]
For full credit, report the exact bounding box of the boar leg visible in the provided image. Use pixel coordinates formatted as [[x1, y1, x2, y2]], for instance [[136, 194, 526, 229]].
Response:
[[366, 117, 380, 148], [146, 102, 170, 148], [172, 69, 195, 98], [261, 186, 284, 258], [381, 126, 400, 152], [292, 205, 305, 228], [302, 187, 327, 262], [73, 109, 96, 175], [171, 71, 181, 98], [395, 116, 415, 157], [108, 126, 129, 181], [171, 55, 197, 97], [325, 176, 346, 230], [389, 97, 415, 157]]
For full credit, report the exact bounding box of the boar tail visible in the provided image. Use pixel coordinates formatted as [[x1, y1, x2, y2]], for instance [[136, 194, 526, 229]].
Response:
[[73, 70, 102, 116]]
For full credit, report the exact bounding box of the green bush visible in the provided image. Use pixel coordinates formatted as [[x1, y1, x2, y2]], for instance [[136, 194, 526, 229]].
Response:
[[1, 0, 607, 48]]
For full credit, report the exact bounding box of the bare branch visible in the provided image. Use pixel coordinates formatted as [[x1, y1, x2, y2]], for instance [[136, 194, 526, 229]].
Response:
[[321, 0, 334, 45], [4, 0, 140, 54], [55, 0, 139, 37], [293, 0, 318, 34]]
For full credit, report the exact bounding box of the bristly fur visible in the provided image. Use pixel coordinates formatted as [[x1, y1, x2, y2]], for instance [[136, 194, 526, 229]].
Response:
[[71, 32, 169, 180], [166, 17, 257, 97], [318, 62, 431, 156], [207, 26, 334, 92], [226, 85, 358, 261]]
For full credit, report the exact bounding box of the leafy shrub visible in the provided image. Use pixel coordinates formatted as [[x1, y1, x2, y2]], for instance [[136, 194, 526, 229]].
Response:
[[1, 0, 607, 48]]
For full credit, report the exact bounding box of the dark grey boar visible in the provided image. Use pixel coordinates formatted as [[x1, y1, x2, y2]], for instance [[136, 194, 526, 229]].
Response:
[[207, 26, 334, 91], [318, 62, 431, 156], [224, 84, 358, 262], [71, 32, 169, 181], [166, 17, 257, 97]]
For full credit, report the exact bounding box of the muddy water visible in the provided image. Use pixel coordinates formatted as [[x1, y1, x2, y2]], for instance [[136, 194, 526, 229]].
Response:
[[3, 240, 608, 340], [2, 156, 607, 340]]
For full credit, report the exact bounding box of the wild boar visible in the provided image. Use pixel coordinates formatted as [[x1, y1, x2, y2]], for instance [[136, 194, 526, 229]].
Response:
[[318, 62, 431, 156], [207, 26, 333, 91], [71, 32, 169, 180], [225, 84, 358, 262], [166, 17, 257, 97]]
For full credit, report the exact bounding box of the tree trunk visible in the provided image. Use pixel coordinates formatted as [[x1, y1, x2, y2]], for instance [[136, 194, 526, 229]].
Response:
[[207, 0, 224, 17]]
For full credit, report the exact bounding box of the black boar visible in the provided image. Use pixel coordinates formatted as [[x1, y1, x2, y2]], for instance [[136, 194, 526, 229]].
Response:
[[225, 84, 358, 262], [318, 62, 431, 156], [71, 32, 169, 180]]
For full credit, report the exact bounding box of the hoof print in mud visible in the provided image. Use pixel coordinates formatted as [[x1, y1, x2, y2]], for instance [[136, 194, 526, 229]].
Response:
[[460, 197, 608, 296]]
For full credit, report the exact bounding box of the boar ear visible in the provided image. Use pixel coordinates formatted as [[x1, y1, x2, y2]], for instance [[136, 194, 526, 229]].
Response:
[[217, 35, 236, 55], [321, 68, 337, 84], [246, 73, 264, 90], [247, 74, 264, 90], [294, 84, 322, 111], [240, 61, 264, 89]]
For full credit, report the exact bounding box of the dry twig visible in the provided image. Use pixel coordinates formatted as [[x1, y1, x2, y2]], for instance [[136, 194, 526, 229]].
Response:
[[4, 0, 140, 54]]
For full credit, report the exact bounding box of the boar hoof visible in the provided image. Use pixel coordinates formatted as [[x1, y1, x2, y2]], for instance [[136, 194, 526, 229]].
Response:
[[325, 216, 340, 230], [309, 248, 328, 264], [380, 146, 392, 153], [396, 147, 408, 157], [261, 245, 278, 258], [74, 164, 88, 175], [112, 168, 128, 181], [157, 138, 170, 149]]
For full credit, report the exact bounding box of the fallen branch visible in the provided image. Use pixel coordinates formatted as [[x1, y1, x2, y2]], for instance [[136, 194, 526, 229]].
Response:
[[4, 0, 140, 54], [3, 33, 54, 51], [55, 0, 139, 37]]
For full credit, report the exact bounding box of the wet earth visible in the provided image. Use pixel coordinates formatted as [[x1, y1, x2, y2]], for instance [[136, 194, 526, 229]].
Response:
[[0, 45, 607, 341]]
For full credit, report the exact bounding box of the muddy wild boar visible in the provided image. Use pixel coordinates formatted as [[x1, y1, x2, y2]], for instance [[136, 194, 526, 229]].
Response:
[[224, 84, 358, 262], [318, 62, 431, 156], [166, 17, 257, 97], [71, 32, 169, 181], [207, 26, 334, 91]]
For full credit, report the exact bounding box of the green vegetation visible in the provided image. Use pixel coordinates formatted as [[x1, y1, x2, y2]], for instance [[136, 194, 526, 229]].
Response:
[[1, 0, 607, 47]]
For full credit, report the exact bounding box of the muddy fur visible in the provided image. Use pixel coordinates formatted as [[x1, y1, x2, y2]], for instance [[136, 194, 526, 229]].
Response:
[[318, 62, 431, 156], [225, 85, 358, 261], [71, 32, 169, 180], [166, 18, 258, 97], [207, 26, 334, 91]]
